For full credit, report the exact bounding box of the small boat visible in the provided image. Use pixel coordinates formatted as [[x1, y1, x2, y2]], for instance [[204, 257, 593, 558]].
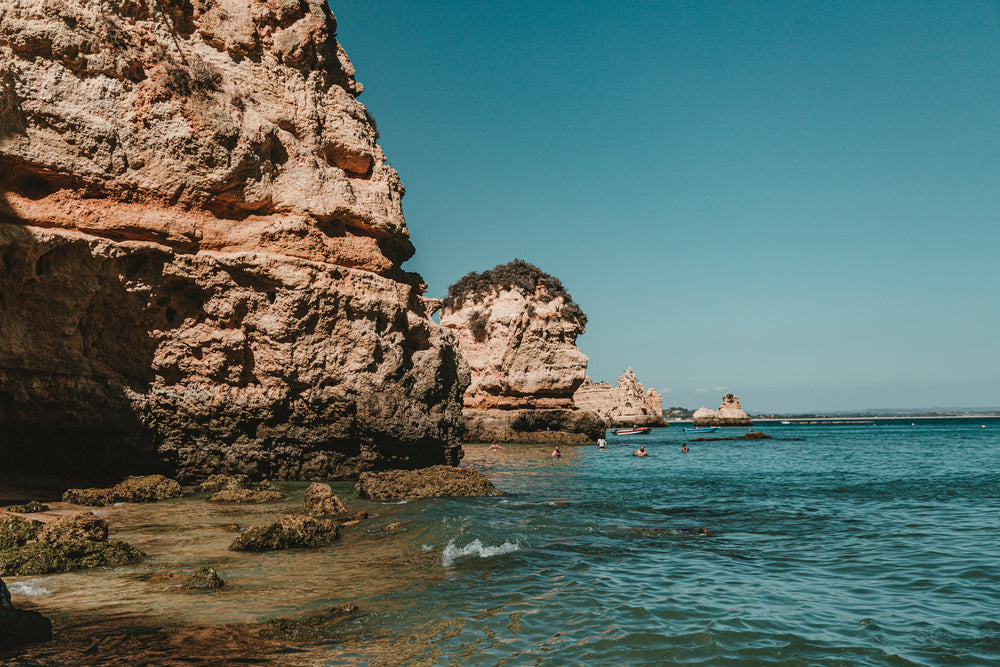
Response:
[[613, 427, 651, 435], [683, 426, 719, 433]]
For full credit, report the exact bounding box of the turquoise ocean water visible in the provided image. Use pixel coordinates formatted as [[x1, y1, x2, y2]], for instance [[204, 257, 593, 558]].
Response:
[[8, 419, 999, 665], [330, 419, 1000, 665]]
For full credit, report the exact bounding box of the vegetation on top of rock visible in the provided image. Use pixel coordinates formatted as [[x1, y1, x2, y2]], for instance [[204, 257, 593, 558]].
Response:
[[0, 517, 42, 550], [442, 259, 587, 328], [207, 489, 287, 504], [355, 466, 503, 501], [7, 501, 50, 514]]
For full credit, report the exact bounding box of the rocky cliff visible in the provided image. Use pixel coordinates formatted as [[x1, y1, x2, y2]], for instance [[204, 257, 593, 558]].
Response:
[[692, 394, 752, 427], [574, 368, 665, 427], [439, 260, 604, 443], [0, 0, 468, 485]]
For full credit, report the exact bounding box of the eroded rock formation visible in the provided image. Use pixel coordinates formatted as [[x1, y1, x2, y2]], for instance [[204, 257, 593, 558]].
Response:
[[0, 0, 467, 484], [438, 260, 604, 443], [692, 394, 753, 427], [573, 368, 666, 427]]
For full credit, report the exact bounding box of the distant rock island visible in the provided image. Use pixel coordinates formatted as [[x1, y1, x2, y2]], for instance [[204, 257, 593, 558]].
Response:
[[693, 394, 753, 427], [0, 0, 467, 485], [439, 260, 604, 443], [574, 368, 665, 427]]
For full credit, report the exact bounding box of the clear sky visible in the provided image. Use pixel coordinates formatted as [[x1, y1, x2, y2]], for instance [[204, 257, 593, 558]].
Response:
[[331, 1, 1000, 413]]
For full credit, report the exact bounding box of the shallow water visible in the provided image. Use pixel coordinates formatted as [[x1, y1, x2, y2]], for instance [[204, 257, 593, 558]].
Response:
[[7, 419, 1000, 665]]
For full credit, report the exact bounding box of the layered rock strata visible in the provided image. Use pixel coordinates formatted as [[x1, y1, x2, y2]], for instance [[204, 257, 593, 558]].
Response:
[[0, 0, 467, 484], [573, 368, 666, 427], [692, 394, 753, 427], [439, 260, 604, 443]]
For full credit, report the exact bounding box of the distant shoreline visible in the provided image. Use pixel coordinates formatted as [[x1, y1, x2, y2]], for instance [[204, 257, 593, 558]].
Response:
[[668, 414, 999, 424]]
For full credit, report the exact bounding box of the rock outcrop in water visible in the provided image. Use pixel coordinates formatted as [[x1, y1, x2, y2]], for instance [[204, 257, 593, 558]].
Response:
[[0, 576, 53, 650], [692, 394, 752, 427], [355, 466, 502, 501], [439, 260, 604, 443], [573, 368, 666, 427], [0, 0, 467, 485]]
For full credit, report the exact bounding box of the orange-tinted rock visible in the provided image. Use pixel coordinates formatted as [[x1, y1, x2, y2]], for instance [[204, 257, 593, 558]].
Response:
[[574, 368, 666, 427], [0, 0, 467, 483], [692, 394, 753, 427]]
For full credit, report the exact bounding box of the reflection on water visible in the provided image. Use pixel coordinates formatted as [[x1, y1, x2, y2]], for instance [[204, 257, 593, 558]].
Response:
[[7, 421, 1000, 665]]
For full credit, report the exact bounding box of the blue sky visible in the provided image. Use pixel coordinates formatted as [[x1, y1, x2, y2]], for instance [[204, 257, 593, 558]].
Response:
[[331, 1, 999, 413]]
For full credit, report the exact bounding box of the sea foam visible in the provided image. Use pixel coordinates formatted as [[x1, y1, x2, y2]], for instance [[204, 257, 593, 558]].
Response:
[[441, 538, 522, 567], [7, 581, 50, 596]]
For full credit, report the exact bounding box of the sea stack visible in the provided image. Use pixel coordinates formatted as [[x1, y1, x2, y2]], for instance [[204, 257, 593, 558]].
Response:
[[0, 0, 467, 484], [439, 260, 604, 444], [573, 368, 666, 427], [692, 394, 753, 427]]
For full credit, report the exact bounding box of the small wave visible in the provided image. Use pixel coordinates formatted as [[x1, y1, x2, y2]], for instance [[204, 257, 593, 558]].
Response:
[[8, 581, 50, 597], [441, 539, 522, 567]]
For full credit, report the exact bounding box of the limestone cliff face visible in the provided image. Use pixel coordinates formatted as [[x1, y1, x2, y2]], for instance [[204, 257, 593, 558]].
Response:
[[439, 260, 604, 443], [692, 394, 752, 427], [0, 0, 468, 483], [574, 368, 666, 427]]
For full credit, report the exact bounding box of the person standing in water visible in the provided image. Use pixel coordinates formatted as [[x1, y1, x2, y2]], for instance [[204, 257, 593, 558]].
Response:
[[633, 445, 647, 457], [597, 437, 607, 449], [488, 442, 504, 452], [551, 445, 561, 458], [681, 444, 689, 453]]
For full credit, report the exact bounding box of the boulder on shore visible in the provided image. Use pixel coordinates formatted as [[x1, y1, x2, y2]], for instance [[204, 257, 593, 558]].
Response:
[[0, 576, 53, 650], [63, 475, 183, 506], [355, 466, 502, 502]]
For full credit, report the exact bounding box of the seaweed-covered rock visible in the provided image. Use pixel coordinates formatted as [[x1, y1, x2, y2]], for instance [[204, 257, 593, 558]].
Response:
[[113, 475, 183, 502], [198, 474, 252, 493], [229, 515, 338, 552], [62, 487, 118, 507], [7, 501, 50, 514], [207, 489, 287, 504], [0, 576, 53, 650], [38, 513, 109, 544], [0, 516, 42, 549], [258, 603, 360, 640], [303, 484, 348, 516], [355, 466, 503, 501], [184, 566, 225, 590], [0, 513, 144, 576], [62, 475, 183, 506]]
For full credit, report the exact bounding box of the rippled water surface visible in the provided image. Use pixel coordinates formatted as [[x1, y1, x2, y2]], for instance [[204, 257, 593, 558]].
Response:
[[10, 420, 1000, 665]]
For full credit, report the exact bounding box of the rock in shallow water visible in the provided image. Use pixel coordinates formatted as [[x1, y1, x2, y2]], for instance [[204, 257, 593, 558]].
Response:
[[355, 466, 503, 501], [184, 566, 225, 590], [0, 513, 144, 576], [302, 483, 348, 516], [229, 515, 338, 552], [6, 501, 50, 514], [207, 489, 287, 504], [62, 475, 183, 506]]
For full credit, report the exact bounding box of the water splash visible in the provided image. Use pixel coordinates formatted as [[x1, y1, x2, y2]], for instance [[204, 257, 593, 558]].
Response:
[[441, 539, 522, 567]]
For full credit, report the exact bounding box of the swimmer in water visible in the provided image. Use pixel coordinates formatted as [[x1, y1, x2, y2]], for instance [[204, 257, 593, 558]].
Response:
[[633, 445, 647, 457], [488, 442, 504, 452], [681, 444, 689, 453], [597, 437, 607, 449], [551, 445, 561, 458]]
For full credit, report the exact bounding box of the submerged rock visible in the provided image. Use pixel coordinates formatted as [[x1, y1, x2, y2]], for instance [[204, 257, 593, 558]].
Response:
[[302, 483, 348, 516], [229, 515, 339, 552], [355, 466, 503, 501], [258, 603, 360, 641], [207, 489, 287, 504], [184, 566, 225, 590], [63, 475, 183, 507], [6, 501, 50, 514], [0, 576, 53, 650]]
